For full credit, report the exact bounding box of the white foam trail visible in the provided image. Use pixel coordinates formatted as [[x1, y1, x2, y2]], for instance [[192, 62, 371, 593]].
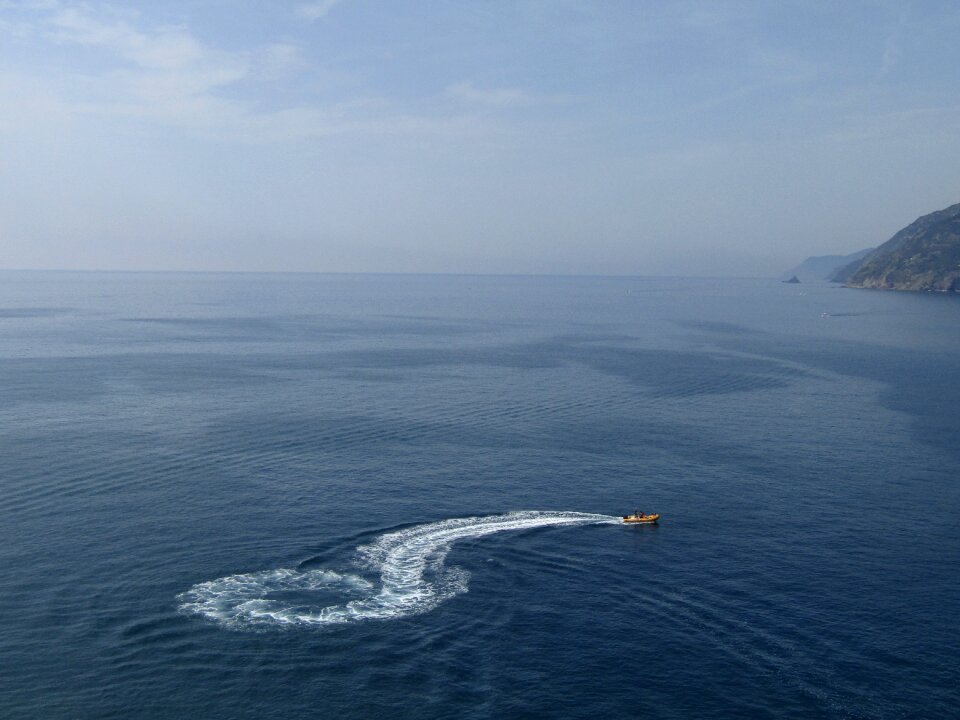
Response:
[[178, 511, 617, 628]]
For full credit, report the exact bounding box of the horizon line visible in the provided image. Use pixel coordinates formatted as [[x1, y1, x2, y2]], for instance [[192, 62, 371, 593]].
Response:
[[0, 267, 778, 281]]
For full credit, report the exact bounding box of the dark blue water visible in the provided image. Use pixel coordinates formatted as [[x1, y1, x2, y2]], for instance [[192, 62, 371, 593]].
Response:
[[1, 271, 958, 719]]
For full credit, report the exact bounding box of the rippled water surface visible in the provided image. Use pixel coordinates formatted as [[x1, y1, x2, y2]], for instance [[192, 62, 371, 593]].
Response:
[[1, 272, 958, 719]]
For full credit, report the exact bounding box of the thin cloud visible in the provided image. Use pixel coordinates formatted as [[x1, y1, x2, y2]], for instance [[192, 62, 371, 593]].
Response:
[[0, 2, 493, 144], [296, 0, 342, 21], [49, 7, 218, 71], [447, 82, 530, 108], [877, 13, 910, 80]]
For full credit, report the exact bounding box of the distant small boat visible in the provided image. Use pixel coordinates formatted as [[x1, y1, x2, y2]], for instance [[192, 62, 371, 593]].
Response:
[[622, 511, 659, 524]]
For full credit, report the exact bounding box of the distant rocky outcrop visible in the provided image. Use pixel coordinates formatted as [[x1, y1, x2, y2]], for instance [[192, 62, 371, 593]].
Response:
[[783, 275, 800, 284], [782, 248, 873, 283], [833, 202, 960, 292]]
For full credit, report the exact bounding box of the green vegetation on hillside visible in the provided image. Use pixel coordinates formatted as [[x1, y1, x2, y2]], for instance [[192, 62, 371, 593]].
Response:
[[833, 202, 960, 292]]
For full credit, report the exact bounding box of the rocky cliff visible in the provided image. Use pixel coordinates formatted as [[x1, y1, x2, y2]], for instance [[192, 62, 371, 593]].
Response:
[[832, 202, 960, 292]]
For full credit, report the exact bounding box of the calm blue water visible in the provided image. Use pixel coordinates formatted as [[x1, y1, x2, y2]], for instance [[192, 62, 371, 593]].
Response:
[[1, 271, 958, 719]]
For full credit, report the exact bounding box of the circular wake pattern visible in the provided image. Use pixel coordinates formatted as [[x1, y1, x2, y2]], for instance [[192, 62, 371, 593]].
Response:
[[178, 511, 617, 628]]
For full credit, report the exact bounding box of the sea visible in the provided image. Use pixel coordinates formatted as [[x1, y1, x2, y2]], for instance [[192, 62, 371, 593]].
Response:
[[0, 271, 957, 719]]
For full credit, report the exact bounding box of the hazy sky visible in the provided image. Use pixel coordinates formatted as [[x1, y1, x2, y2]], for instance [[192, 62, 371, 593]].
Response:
[[2, 1, 960, 276]]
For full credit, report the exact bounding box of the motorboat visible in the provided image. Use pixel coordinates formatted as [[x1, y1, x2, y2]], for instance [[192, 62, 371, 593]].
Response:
[[622, 512, 659, 524]]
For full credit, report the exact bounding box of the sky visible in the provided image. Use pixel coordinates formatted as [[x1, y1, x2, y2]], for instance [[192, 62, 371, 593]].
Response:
[[2, 0, 960, 276]]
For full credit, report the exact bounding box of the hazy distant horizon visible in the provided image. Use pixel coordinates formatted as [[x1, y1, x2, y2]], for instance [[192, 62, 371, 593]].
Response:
[[3, 2, 959, 276], [0, 266, 796, 280]]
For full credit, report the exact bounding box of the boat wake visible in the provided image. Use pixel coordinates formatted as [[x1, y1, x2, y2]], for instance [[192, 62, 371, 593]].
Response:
[[177, 511, 617, 628]]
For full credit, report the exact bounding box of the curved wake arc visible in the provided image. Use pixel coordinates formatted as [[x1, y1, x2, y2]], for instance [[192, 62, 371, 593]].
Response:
[[177, 511, 617, 628]]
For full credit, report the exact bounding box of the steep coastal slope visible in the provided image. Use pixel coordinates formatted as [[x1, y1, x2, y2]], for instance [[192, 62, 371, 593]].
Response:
[[783, 248, 873, 283], [832, 202, 960, 292]]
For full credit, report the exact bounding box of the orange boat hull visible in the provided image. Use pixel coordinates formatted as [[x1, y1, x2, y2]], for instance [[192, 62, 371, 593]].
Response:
[[623, 513, 659, 524]]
